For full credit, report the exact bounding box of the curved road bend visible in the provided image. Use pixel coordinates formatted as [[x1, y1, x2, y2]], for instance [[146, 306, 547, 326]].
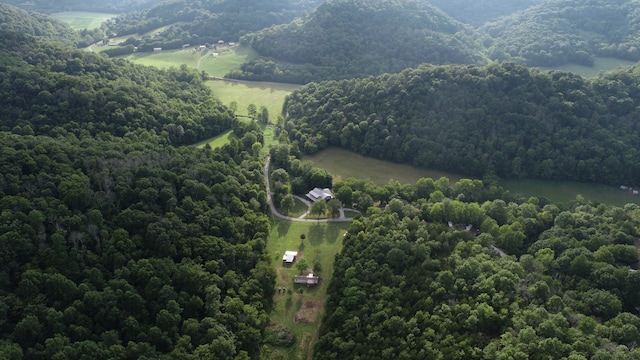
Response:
[[264, 156, 356, 223]]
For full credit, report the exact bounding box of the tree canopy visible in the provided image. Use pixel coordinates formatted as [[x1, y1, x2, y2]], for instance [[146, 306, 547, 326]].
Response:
[[231, 0, 486, 83], [282, 62, 640, 185], [0, 30, 275, 359], [103, 0, 323, 52], [315, 176, 640, 359], [482, 0, 640, 66], [0, 32, 234, 145], [0, 3, 79, 44]]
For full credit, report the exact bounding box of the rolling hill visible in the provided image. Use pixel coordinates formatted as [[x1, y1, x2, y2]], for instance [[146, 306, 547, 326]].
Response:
[[0, 3, 78, 44], [232, 0, 487, 83], [428, 0, 544, 27], [483, 0, 640, 67], [103, 0, 323, 52], [282, 62, 640, 185]]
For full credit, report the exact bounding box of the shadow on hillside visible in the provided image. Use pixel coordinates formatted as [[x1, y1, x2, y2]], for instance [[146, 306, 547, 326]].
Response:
[[276, 218, 291, 238], [307, 224, 325, 246], [326, 224, 342, 244]]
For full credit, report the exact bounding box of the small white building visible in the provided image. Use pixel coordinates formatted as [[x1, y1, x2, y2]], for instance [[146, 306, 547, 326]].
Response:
[[306, 188, 334, 202], [153, 47, 162, 52], [282, 251, 298, 264]]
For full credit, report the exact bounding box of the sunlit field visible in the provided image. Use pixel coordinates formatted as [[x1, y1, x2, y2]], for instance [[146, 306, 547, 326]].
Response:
[[305, 147, 639, 206], [52, 12, 116, 30], [264, 219, 349, 360], [206, 80, 299, 121], [540, 56, 636, 77]]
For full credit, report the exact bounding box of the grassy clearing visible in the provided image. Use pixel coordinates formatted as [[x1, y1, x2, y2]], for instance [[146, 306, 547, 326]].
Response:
[[304, 147, 639, 207], [286, 198, 309, 218], [265, 219, 349, 360], [304, 147, 467, 185], [540, 57, 636, 77], [206, 80, 299, 122], [192, 130, 236, 149], [52, 12, 116, 30], [500, 179, 640, 207], [199, 46, 258, 77], [121, 49, 201, 69]]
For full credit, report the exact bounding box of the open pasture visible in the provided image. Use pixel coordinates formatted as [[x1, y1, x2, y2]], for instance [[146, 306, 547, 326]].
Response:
[[541, 57, 636, 77], [206, 80, 299, 122], [304, 147, 466, 185], [122, 49, 201, 69], [52, 12, 116, 30], [199, 46, 258, 77], [305, 147, 638, 207], [265, 219, 349, 360]]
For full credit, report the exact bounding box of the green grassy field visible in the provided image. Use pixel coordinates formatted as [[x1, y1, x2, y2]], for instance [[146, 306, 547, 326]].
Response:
[[192, 130, 236, 149], [540, 57, 636, 77], [52, 12, 116, 30], [304, 147, 639, 207], [265, 219, 349, 360], [199, 46, 258, 77], [500, 179, 640, 207], [206, 80, 299, 122], [122, 49, 201, 69], [304, 147, 466, 185]]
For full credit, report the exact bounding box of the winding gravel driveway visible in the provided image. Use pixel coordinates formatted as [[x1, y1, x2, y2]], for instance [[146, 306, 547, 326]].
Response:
[[264, 156, 357, 223]]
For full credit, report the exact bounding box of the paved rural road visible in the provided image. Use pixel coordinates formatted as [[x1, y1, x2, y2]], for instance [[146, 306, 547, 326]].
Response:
[[264, 156, 357, 223]]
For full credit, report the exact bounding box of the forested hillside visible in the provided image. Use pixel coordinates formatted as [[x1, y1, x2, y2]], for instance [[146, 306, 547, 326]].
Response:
[[314, 181, 640, 358], [428, 0, 543, 27], [105, 0, 322, 52], [0, 3, 78, 44], [1, 0, 161, 13], [231, 0, 486, 83], [282, 62, 640, 185], [483, 0, 640, 66], [0, 31, 276, 358], [0, 32, 233, 145]]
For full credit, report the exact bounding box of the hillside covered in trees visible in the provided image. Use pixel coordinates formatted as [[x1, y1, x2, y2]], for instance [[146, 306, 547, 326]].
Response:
[[282, 62, 640, 186], [0, 3, 79, 44], [0, 32, 234, 145], [104, 0, 322, 52], [483, 0, 640, 67], [0, 31, 276, 358], [231, 0, 486, 83], [314, 179, 640, 358], [427, 0, 544, 27]]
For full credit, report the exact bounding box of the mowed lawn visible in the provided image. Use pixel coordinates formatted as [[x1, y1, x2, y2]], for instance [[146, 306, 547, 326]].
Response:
[[206, 80, 299, 122], [265, 219, 350, 360], [52, 12, 116, 30], [540, 56, 636, 77], [199, 46, 258, 77], [304, 147, 467, 185], [305, 147, 638, 207], [122, 49, 202, 69]]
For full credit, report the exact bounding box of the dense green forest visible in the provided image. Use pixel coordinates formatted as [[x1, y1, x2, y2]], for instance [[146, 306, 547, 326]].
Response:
[[1, 0, 161, 13], [230, 0, 486, 84], [314, 179, 640, 358], [0, 131, 275, 359], [282, 62, 640, 186], [0, 3, 79, 44], [0, 32, 233, 145], [104, 0, 322, 52], [483, 0, 640, 67], [427, 0, 543, 27], [0, 30, 277, 358]]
